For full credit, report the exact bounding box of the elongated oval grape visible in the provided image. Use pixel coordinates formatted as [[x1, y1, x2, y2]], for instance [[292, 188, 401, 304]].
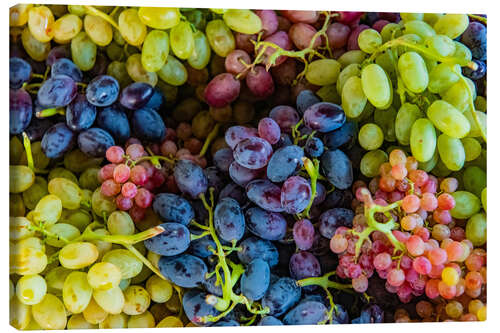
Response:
[[466, 212, 486, 246], [84, 14, 112, 46], [441, 79, 475, 113], [214, 198, 245, 242], [32, 294, 67, 330], [321, 149, 353, 189], [138, 7, 180, 29], [41, 123, 77, 159], [241, 259, 270, 301], [262, 277, 302, 316], [410, 118, 436, 162], [246, 207, 287, 241], [157, 55, 187, 86], [434, 14, 469, 39], [342, 76, 367, 118], [118, 9, 147, 46], [361, 64, 392, 109], [283, 301, 328, 325], [86, 75, 120, 107], [234, 137, 273, 169], [206, 19, 235, 57], [170, 21, 194, 60], [32, 194, 62, 225], [66, 94, 97, 132], [53, 14, 82, 43], [223, 9, 262, 34], [10, 165, 35, 193], [437, 134, 465, 171], [48, 177, 82, 209], [237, 237, 279, 267], [158, 254, 207, 288], [46, 223, 80, 247], [28, 6, 54, 42], [71, 32, 96, 71], [10, 57, 32, 89], [267, 145, 304, 182], [398, 51, 428, 93], [131, 108, 166, 142], [450, 191, 481, 219], [303, 102, 346, 132], [59, 242, 98, 269], [188, 30, 211, 70], [87, 262, 122, 291], [404, 20, 435, 39], [10, 237, 47, 275], [428, 63, 460, 94], [173, 160, 207, 198], [427, 100, 470, 138], [141, 30, 169, 72], [152, 193, 194, 226], [102, 249, 143, 279], [204, 73, 240, 108], [144, 223, 190, 256], [38, 75, 77, 108], [62, 271, 92, 313], [78, 127, 115, 157], [21, 27, 51, 62], [94, 287, 125, 314], [281, 176, 311, 214], [337, 63, 361, 95], [305, 59, 341, 86], [246, 179, 284, 212]]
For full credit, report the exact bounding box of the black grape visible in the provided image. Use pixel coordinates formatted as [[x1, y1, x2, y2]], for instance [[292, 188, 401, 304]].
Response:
[[266, 145, 304, 182], [213, 148, 234, 172], [65, 94, 97, 132], [190, 233, 216, 258], [323, 121, 357, 150], [25, 118, 53, 141], [304, 137, 324, 158], [214, 197, 245, 242], [245, 207, 287, 241], [282, 301, 328, 325], [201, 269, 224, 297], [321, 149, 353, 190], [95, 105, 131, 143], [257, 316, 283, 326], [219, 183, 246, 205], [289, 251, 321, 281], [10, 57, 32, 89], [303, 102, 345, 133], [246, 179, 284, 212], [461, 22, 487, 61], [10, 89, 32, 135], [296, 89, 320, 115], [204, 166, 225, 197], [144, 222, 190, 256], [159, 254, 207, 288], [144, 87, 164, 111], [77, 127, 115, 157], [152, 193, 195, 226], [318, 208, 354, 238], [51, 58, 83, 82], [46, 45, 71, 66], [241, 259, 270, 301], [173, 160, 208, 199], [183, 289, 220, 326], [37, 75, 78, 108], [131, 108, 166, 142], [119, 82, 154, 110], [237, 236, 279, 267], [41, 122, 76, 159], [86, 75, 120, 107], [463, 60, 486, 80], [261, 277, 302, 316]]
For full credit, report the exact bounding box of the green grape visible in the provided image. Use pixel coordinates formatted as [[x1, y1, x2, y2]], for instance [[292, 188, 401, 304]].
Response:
[[118, 8, 147, 46], [395, 103, 424, 145], [441, 78, 476, 113], [474, 96, 486, 112], [316, 84, 341, 104], [126, 53, 158, 86], [21, 27, 51, 61], [428, 63, 460, 94], [22, 176, 48, 210], [10, 217, 35, 241], [10, 136, 23, 165], [222, 9, 262, 35], [20, 141, 50, 170], [398, 51, 429, 93], [433, 14, 469, 39], [60, 209, 92, 232], [423, 13, 443, 26], [130, 265, 152, 284], [306, 59, 341, 86], [64, 149, 103, 173], [71, 31, 97, 71], [93, 287, 125, 315], [90, 228, 113, 260], [46, 223, 81, 247], [68, 313, 98, 329], [45, 266, 72, 295], [466, 212, 486, 246], [361, 64, 392, 109], [32, 194, 62, 226], [170, 21, 194, 60], [481, 188, 487, 212], [88, 262, 123, 290], [410, 118, 437, 162], [374, 107, 396, 142], [63, 271, 93, 314], [59, 242, 99, 269], [463, 109, 486, 138], [32, 294, 67, 330], [107, 61, 133, 87], [425, 34, 456, 57], [106, 41, 124, 61], [184, 9, 207, 30], [107, 211, 135, 235], [418, 149, 439, 172], [127, 311, 155, 328], [360, 150, 388, 177], [157, 55, 188, 86], [206, 19, 235, 57], [188, 30, 211, 70], [79, 167, 101, 190], [10, 194, 26, 217], [84, 14, 112, 46], [404, 20, 436, 39], [83, 298, 108, 324], [48, 177, 83, 210], [401, 13, 424, 21], [358, 29, 382, 54], [358, 123, 384, 150], [375, 52, 397, 81], [102, 249, 143, 279], [337, 63, 361, 95], [453, 41, 472, 61], [462, 137, 482, 162], [463, 166, 486, 198], [141, 30, 169, 72], [423, 56, 437, 74], [48, 167, 79, 184], [397, 34, 423, 54], [157, 316, 183, 328], [137, 7, 180, 29], [145, 275, 173, 303], [99, 313, 129, 329], [10, 297, 31, 330], [28, 5, 54, 42], [68, 5, 86, 16], [10, 165, 35, 193], [380, 23, 402, 43], [123, 285, 151, 315], [437, 134, 465, 171], [341, 76, 367, 118], [16, 274, 47, 305], [337, 50, 367, 67], [91, 187, 117, 217], [427, 100, 471, 138]]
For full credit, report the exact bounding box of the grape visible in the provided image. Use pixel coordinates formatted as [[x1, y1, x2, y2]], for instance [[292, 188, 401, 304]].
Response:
[[87, 262, 122, 291], [25, 118, 54, 141], [173, 160, 208, 198], [182, 290, 220, 326], [118, 8, 147, 46], [137, 7, 180, 29], [70, 31, 96, 71], [237, 236, 279, 267], [62, 271, 92, 313], [122, 285, 150, 315], [85, 75, 120, 107], [341, 76, 367, 118], [32, 294, 67, 330], [241, 259, 270, 301], [224, 49, 251, 78], [204, 73, 240, 108], [466, 212, 486, 246], [321, 149, 353, 189], [144, 88, 164, 111], [303, 102, 346, 133], [205, 19, 235, 57], [246, 179, 284, 212], [225, 126, 258, 149], [78, 127, 115, 157], [10, 57, 32, 89], [437, 134, 465, 171], [359, 123, 384, 150], [361, 64, 392, 109], [289, 251, 321, 282], [267, 145, 304, 182], [281, 176, 311, 214], [306, 59, 342, 86], [15, 274, 47, 305], [95, 105, 131, 143], [289, 23, 320, 50], [37, 75, 78, 108], [120, 82, 154, 110], [223, 9, 262, 34], [269, 105, 300, 133], [296, 90, 320, 115], [398, 51, 429, 93], [395, 103, 424, 145], [159, 254, 207, 288], [190, 233, 216, 258], [434, 14, 469, 39], [131, 108, 166, 142], [214, 197, 245, 242], [65, 93, 97, 132], [9, 88, 32, 135], [463, 166, 486, 198], [188, 30, 211, 70], [258, 316, 283, 326], [59, 242, 98, 269], [319, 208, 355, 238], [358, 29, 382, 53], [283, 301, 328, 325], [410, 118, 437, 162], [245, 207, 287, 241], [461, 22, 486, 61], [214, 148, 234, 172], [152, 193, 194, 226], [229, 161, 262, 187], [41, 123, 77, 158], [323, 121, 356, 150], [144, 222, 190, 256], [245, 65, 275, 99], [262, 277, 302, 316], [157, 55, 187, 86], [427, 100, 470, 138], [233, 137, 273, 169], [102, 249, 142, 279]]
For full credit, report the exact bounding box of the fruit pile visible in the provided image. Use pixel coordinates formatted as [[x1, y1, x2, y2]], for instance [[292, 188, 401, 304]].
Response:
[[9, 4, 486, 329]]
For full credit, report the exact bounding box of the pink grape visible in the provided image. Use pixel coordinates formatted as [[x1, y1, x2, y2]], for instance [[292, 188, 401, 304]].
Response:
[[225, 49, 251, 78], [258, 117, 281, 144], [135, 188, 153, 208], [98, 163, 116, 182], [130, 165, 148, 186], [387, 268, 405, 287], [246, 66, 275, 99], [255, 10, 279, 38], [413, 256, 432, 275], [113, 164, 130, 183], [281, 10, 319, 24], [437, 193, 456, 210], [428, 248, 448, 265], [374, 252, 392, 270], [406, 235, 425, 256], [288, 23, 320, 50], [420, 192, 438, 211], [330, 234, 348, 254], [121, 182, 138, 198], [116, 194, 133, 210], [204, 73, 241, 108], [352, 275, 369, 292], [402, 194, 420, 213], [261, 31, 292, 67], [293, 218, 315, 251], [106, 146, 125, 163], [101, 179, 121, 197], [126, 144, 146, 160]]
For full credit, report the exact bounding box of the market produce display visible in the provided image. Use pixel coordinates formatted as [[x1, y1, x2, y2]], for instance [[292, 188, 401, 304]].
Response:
[[9, 4, 487, 329]]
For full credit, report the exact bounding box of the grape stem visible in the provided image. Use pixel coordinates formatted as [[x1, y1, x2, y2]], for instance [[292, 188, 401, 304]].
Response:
[[22, 132, 49, 174], [298, 157, 320, 219], [35, 107, 65, 118], [198, 123, 221, 158]]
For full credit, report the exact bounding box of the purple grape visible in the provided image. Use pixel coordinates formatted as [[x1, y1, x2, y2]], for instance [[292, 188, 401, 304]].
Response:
[[321, 149, 353, 190], [256, 10, 279, 38], [274, 133, 293, 149], [77, 127, 115, 157], [245, 207, 287, 241], [65, 94, 96, 132], [204, 73, 241, 108], [159, 254, 207, 288], [95, 105, 131, 143], [266, 145, 304, 182], [258, 316, 283, 326], [463, 60, 486, 80], [219, 182, 246, 204], [51, 58, 83, 82], [174, 160, 208, 199], [86, 75, 120, 107], [293, 219, 315, 251], [237, 236, 279, 267], [10, 57, 32, 89], [296, 90, 320, 115], [214, 148, 234, 172], [144, 88, 164, 111], [190, 232, 216, 258], [41, 122, 77, 158], [152, 193, 194, 226], [10, 89, 32, 135], [37, 75, 78, 108], [323, 121, 357, 150], [214, 197, 245, 242], [352, 304, 384, 324], [318, 208, 354, 238], [229, 161, 263, 187], [289, 251, 321, 281], [262, 277, 302, 316], [269, 105, 300, 133], [203, 166, 225, 196], [303, 102, 346, 132], [283, 301, 328, 325], [461, 22, 486, 61], [304, 137, 324, 157], [144, 222, 190, 256], [119, 82, 154, 110], [46, 45, 71, 66], [183, 290, 220, 326], [246, 65, 275, 99], [281, 176, 311, 214], [258, 117, 281, 144], [313, 182, 326, 205], [241, 259, 270, 301], [225, 126, 258, 149], [233, 137, 273, 169], [246, 179, 284, 212], [131, 108, 166, 142]]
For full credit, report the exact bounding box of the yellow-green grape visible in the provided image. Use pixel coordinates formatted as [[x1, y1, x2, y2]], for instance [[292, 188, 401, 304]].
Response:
[[79, 167, 100, 190], [10, 194, 26, 217], [32, 294, 67, 330], [341, 76, 367, 118], [462, 137, 482, 162], [11, 236, 47, 274], [223, 9, 262, 34], [62, 271, 93, 314], [337, 50, 367, 67], [45, 266, 72, 295], [93, 287, 125, 315], [102, 249, 143, 279], [71, 31, 97, 71], [404, 20, 436, 39], [59, 242, 99, 269], [84, 14, 113, 46], [427, 100, 470, 138], [401, 13, 424, 21], [53, 14, 82, 43], [147, 251, 161, 270], [107, 211, 135, 235], [118, 8, 147, 46], [380, 23, 402, 43], [48, 177, 83, 210], [206, 19, 235, 57], [67, 313, 98, 329], [398, 51, 428, 93], [45, 223, 80, 247], [107, 61, 133, 87], [10, 4, 33, 26], [27, 5, 54, 42], [358, 123, 384, 150], [91, 187, 117, 217], [425, 34, 456, 57], [137, 7, 180, 29], [418, 149, 439, 172], [170, 21, 195, 60], [83, 297, 108, 324], [337, 64, 361, 95], [423, 13, 443, 26], [397, 34, 423, 54], [99, 313, 129, 329], [10, 165, 35, 193], [157, 55, 188, 86], [10, 297, 31, 330], [463, 166, 486, 198], [305, 59, 341, 86], [410, 118, 437, 162], [316, 84, 341, 104], [10, 217, 35, 241], [145, 275, 173, 303], [358, 29, 382, 54], [10, 136, 23, 164], [466, 212, 486, 246], [68, 5, 86, 17], [374, 107, 397, 142], [128, 311, 155, 328], [360, 150, 388, 178], [424, 56, 438, 74], [126, 53, 158, 86], [481, 187, 487, 212], [64, 149, 104, 173], [106, 41, 124, 61], [119, 279, 131, 291], [88, 262, 123, 290], [122, 285, 151, 315], [188, 30, 211, 70], [428, 63, 460, 94], [453, 41, 472, 62], [19, 142, 49, 170], [395, 103, 424, 145], [32, 194, 62, 226], [463, 109, 486, 138], [141, 30, 169, 72], [48, 167, 79, 184], [157, 316, 183, 328], [91, 228, 113, 260], [16, 274, 47, 305], [441, 78, 476, 113], [361, 64, 392, 109], [21, 27, 51, 61], [437, 134, 465, 171], [433, 14, 469, 39], [60, 209, 92, 232], [130, 265, 153, 285]]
